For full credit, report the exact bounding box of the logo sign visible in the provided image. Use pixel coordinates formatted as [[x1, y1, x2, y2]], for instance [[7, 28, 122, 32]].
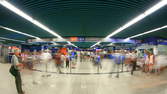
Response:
[[70, 37, 78, 41]]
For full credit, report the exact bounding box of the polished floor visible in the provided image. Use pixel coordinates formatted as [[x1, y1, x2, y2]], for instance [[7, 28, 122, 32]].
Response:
[[1, 59, 167, 94]]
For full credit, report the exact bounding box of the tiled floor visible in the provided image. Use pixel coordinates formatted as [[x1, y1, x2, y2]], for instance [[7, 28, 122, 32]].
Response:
[[1, 59, 167, 94]]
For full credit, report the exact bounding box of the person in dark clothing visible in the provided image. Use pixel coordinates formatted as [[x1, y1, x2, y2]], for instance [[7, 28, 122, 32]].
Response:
[[131, 51, 137, 75], [131, 60, 137, 75], [10, 50, 25, 94], [66, 55, 70, 68]]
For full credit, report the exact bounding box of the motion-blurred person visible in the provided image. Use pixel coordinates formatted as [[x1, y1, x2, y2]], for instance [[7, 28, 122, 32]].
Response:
[[90, 51, 94, 62], [80, 51, 84, 62], [111, 50, 121, 78], [36, 51, 42, 64], [70, 51, 77, 68], [60, 54, 66, 68], [26, 52, 33, 70], [144, 50, 155, 73], [40, 50, 52, 73], [10, 50, 25, 94], [144, 50, 153, 73], [20, 50, 28, 69], [87, 51, 91, 62], [119, 50, 126, 72], [54, 53, 62, 73], [124, 51, 131, 71], [130, 50, 137, 75], [65, 54, 70, 68], [143, 50, 148, 72], [149, 51, 155, 73], [95, 53, 102, 69], [74, 51, 78, 61], [154, 55, 166, 75], [76, 51, 80, 61], [32, 51, 38, 62]]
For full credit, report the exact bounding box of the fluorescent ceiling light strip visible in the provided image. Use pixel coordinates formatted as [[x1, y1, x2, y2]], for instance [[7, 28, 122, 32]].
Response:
[[0, 37, 25, 42], [127, 25, 167, 39], [50, 41, 59, 45], [67, 41, 78, 48], [105, 0, 167, 39], [0, 1, 62, 39], [90, 0, 167, 47], [0, 26, 40, 39], [90, 41, 101, 48], [0, 0, 77, 47]]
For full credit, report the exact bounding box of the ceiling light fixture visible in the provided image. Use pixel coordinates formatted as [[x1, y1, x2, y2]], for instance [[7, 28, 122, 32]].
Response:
[[90, 41, 101, 48], [90, 0, 167, 47], [0, 37, 25, 42], [0, 0, 78, 47], [0, 26, 41, 39], [126, 25, 167, 39], [67, 41, 78, 48]]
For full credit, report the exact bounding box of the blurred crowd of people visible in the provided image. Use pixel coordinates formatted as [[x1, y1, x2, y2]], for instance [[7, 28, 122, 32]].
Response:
[[109, 49, 166, 76], [9, 48, 167, 94], [13, 49, 105, 72], [11, 48, 166, 75]]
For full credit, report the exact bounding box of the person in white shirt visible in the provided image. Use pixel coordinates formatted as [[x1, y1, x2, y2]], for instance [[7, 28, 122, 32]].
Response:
[[40, 50, 52, 72], [61, 54, 66, 68], [10, 50, 25, 94]]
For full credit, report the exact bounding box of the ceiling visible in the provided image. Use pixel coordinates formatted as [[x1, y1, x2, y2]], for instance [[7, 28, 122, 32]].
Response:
[[0, 0, 167, 48]]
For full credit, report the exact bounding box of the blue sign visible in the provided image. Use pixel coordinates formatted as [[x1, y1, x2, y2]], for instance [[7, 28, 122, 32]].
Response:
[[78, 37, 85, 42], [109, 38, 136, 44]]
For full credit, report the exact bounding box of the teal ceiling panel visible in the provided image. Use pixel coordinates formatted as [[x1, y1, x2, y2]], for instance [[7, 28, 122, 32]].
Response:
[[0, 0, 166, 47]]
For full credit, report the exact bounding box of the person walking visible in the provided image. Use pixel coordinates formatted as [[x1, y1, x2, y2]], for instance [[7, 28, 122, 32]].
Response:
[[112, 51, 121, 78], [10, 50, 25, 94], [66, 54, 70, 68], [130, 50, 137, 75], [54, 53, 62, 73], [144, 50, 155, 73]]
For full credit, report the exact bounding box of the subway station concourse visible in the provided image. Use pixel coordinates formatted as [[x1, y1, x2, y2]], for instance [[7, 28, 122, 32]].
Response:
[[0, 0, 167, 94]]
